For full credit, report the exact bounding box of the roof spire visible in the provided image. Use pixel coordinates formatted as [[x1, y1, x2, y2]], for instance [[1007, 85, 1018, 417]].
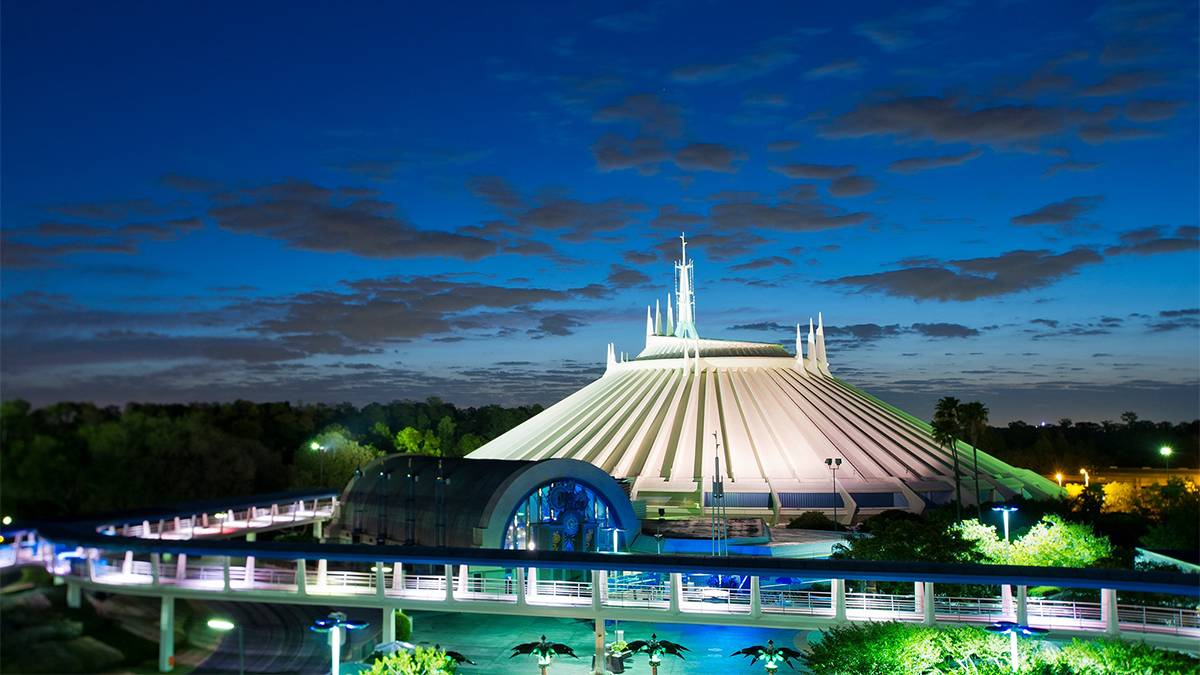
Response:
[[673, 232, 699, 339], [816, 312, 830, 374], [654, 299, 662, 335], [795, 323, 803, 361], [666, 294, 674, 335], [646, 305, 653, 337]]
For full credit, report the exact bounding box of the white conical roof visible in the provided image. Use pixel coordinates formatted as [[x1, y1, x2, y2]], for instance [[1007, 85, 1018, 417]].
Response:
[[468, 237, 1058, 514]]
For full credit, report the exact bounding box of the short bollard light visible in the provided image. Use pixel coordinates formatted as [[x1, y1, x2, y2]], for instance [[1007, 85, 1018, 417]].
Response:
[[991, 505, 1019, 542], [986, 620, 1048, 673], [310, 611, 369, 675], [628, 633, 689, 675], [510, 635, 579, 675], [206, 617, 244, 675]]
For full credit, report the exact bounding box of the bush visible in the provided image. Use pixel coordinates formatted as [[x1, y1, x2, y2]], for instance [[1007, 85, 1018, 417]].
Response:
[[395, 610, 412, 642], [803, 621, 1200, 674], [366, 646, 456, 674], [786, 511, 837, 530]]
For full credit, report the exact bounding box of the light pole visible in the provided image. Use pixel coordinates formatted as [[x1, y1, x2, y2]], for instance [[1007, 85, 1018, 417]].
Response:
[[1160, 446, 1173, 470], [310, 612, 369, 675], [1079, 468, 1089, 487], [992, 505, 1018, 543], [207, 618, 244, 675], [986, 621, 1047, 673], [1054, 472, 1063, 488], [824, 458, 842, 530], [311, 442, 328, 486]]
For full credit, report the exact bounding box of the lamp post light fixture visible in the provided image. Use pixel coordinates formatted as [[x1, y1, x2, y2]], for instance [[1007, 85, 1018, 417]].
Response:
[[206, 618, 244, 675], [824, 458, 842, 530], [1054, 472, 1063, 488], [991, 505, 1018, 543], [1160, 446, 1173, 470], [310, 441, 329, 486], [1079, 468, 1089, 487], [986, 620, 1048, 673], [309, 611, 369, 675]]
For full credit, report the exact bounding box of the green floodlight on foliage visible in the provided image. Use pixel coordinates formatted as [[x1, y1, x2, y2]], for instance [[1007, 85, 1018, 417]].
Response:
[[986, 621, 1048, 673]]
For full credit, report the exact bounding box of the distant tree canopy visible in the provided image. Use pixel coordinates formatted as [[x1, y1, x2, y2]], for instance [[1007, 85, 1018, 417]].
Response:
[[981, 416, 1197, 473], [0, 397, 541, 520]]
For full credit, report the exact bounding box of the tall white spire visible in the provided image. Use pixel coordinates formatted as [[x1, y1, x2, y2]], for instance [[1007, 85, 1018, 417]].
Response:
[[795, 323, 803, 361], [816, 312, 829, 373], [673, 232, 699, 339], [666, 295, 674, 335], [654, 299, 662, 335], [807, 318, 816, 367], [646, 305, 653, 337]]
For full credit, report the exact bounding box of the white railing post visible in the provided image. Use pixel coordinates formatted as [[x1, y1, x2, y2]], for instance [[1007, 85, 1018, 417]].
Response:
[[142, 520, 152, 538], [528, 567, 538, 598], [516, 567, 527, 606], [175, 554, 187, 584], [317, 559, 328, 587], [750, 575, 762, 618], [392, 563, 403, 592], [296, 559, 308, 595], [1002, 584, 1014, 618], [122, 551, 134, 576], [376, 561, 386, 599], [86, 556, 96, 583], [151, 553, 160, 585], [923, 582, 936, 625], [244, 555, 256, 587], [832, 579, 847, 622], [458, 565, 469, 595], [1016, 585, 1028, 625], [222, 557, 232, 592], [669, 573, 682, 613], [444, 565, 455, 603], [1102, 588, 1119, 636]]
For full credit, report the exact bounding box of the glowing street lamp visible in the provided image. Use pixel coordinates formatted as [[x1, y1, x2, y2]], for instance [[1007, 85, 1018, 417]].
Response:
[[311, 441, 329, 486], [310, 611, 369, 675], [1054, 472, 1063, 488], [824, 457, 842, 530], [1160, 446, 1173, 470], [1079, 468, 1089, 487], [207, 618, 244, 675], [986, 620, 1047, 673], [991, 505, 1018, 543]]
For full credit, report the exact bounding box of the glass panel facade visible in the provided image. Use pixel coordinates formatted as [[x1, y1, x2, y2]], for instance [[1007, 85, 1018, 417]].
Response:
[[503, 479, 618, 552]]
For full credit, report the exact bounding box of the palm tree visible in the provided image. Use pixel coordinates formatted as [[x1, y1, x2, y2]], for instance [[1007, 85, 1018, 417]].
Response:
[[959, 401, 990, 519], [932, 397, 963, 521]]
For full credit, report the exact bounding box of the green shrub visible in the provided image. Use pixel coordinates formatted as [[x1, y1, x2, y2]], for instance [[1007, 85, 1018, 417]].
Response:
[[366, 646, 456, 674], [786, 511, 836, 530], [395, 610, 413, 642]]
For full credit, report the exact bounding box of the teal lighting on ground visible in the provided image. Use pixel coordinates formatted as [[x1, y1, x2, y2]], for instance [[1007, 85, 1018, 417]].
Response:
[[991, 505, 1019, 543]]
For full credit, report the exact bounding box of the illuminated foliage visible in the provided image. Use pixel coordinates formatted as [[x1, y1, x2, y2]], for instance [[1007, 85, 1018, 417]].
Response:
[[293, 426, 381, 488], [954, 515, 1114, 568], [366, 647, 456, 675]]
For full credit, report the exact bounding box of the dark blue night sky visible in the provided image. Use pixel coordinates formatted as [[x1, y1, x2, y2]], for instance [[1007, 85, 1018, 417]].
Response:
[[2, 1, 1197, 422]]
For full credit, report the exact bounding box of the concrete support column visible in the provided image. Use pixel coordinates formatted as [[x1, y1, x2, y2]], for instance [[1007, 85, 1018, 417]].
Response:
[[392, 563, 403, 592], [832, 579, 847, 622], [527, 567, 538, 598], [1016, 585, 1028, 625], [596, 570, 608, 605], [122, 550, 133, 576], [593, 616, 606, 675], [296, 560, 308, 595], [317, 559, 328, 587], [1002, 584, 1014, 618], [1102, 588, 1120, 636], [914, 582, 924, 617], [591, 570, 603, 611], [923, 582, 936, 625], [376, 561, 386, 599], [516, 568, 527, 606], [159, 596, 175, 672], [151, 553, 161, 585], [669, 573, 682, 613], [444, 565, 455, 602], [313, 519, 323, 540], [222, 557, 232, 592], [458, 565, 469, 594], [67, 582, 82, 609], [381, 606, 396, 644], [175, 554, 187, 583], [244, 556, 256, 586], [750, 575, 762, 618]]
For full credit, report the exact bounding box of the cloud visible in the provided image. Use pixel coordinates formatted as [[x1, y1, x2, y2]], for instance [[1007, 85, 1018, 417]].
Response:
[[210, 179, 495, 260], [606, 264, 651, 287], [805, 58, 863, 79], [652, 232, 769, 261], [592, 3, 666, 33], [528, 313, 585, 338], [766, 139, 801, 152], [729, 256, 792, 271], [887, 149, 983, 174], [1, 213, 202, 268], [729, 321, 791, 332], [826, 247, 1104, 301], [622, 250, 658, 265], [673, 143, 745, 173], [855, 1, 969, 51], [830, 175, 877, 197], [708, 185, 871, 233], [591, 135, 671, 174], [1043, 160, 1102, 177], [1078, 70, 1163, 97], [1124, 99, 1183, 122], [1105, 226, 1199, 256], [1011, 195, 1103, 229], [911, 322, 979, 338], [671, 35, 801, 84], [594, 93, 683, 136], [1031, 318, 1060, 328], [771, 163, 854, 179], [464, 176, 647, 243]]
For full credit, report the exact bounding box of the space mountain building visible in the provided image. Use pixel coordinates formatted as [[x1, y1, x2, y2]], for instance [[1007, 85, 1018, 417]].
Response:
[[469, 236, 1059, 519]]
